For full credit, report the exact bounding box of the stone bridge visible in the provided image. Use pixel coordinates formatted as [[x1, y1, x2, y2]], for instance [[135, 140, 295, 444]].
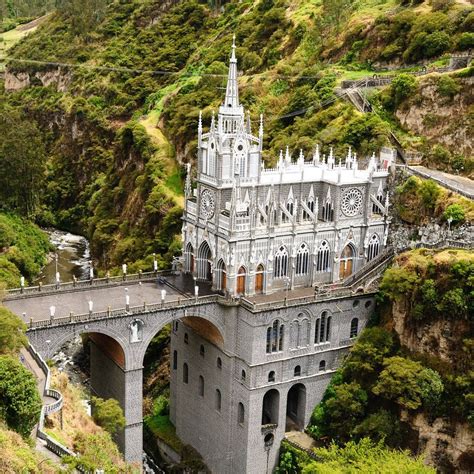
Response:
[[3, 259, 394, 466]]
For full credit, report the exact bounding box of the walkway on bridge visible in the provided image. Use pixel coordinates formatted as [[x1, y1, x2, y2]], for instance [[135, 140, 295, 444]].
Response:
[[5, 274, 212, 323]]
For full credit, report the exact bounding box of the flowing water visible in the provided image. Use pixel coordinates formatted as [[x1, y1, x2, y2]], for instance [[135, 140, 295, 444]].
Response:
[[40, 229, 164, 472], [34, 229, 91, 285]]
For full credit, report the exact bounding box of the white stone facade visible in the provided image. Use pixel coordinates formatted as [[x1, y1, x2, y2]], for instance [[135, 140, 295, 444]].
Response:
[[182, 41, 392, 297]]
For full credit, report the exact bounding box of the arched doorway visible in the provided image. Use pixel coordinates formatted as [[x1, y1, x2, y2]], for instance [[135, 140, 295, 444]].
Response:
[[255, 264, 264, 294], [339, 244, 355, 279], [286, 383, 306, 431], [262, 389, 280, 426], [216, 259, 227, 293], [236, 266, 246, 295], [197, 241, 212, 281]]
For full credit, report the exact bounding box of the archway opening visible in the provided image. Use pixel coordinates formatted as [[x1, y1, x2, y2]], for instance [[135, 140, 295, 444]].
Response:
[[262, 389, 280, 426], [339, 244, 356, 279], [286, 383, 306, 432], [197, 241, 212, 281], [236, 266, 246, 296], [216, 259, 227, 293], [255, 264, 264, 294]]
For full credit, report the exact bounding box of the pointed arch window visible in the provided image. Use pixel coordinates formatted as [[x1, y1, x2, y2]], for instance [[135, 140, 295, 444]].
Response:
[[183, 363, 189, 384], [296, 243, 309, 275], [350, 318, 359, 338], [215, 389, 222, 412], [322, 200, 333, 221], [315, 311, 331, 344], [303, 198, 314, 220], [238, 403, 245, 424], [185, 243, 194, 273], [367, 234, 380, 262], [274, 246, 289, 278], [266, 319, 284, 354], [199, 375, 205, 397], [316, 241, 331, 273], [372, 188, 384, 214]]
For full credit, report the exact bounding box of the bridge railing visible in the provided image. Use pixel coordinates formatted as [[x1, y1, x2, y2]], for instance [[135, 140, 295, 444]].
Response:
[[5, 269, 173, 300], [28, 293, 220, 329]]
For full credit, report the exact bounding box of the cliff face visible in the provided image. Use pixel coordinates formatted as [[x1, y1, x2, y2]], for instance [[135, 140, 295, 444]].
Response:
[[395, 75, 474, 172], [387, 298, 473, 472]]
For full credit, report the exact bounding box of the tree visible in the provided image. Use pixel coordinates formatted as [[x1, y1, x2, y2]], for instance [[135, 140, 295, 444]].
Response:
[[0, 355, 42, 437], [443, 204, 465, 225], [390, 74, 417, 107], [0, 107, 46, 216], [419, 179, 440, 212], [91, 396, 125, 435], [373, 356, 443, 410], [55, 0, 109, 37], [0, 307, 27, 355]]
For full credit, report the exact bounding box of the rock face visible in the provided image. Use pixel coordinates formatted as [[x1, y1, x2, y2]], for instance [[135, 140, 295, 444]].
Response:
[[4, 67, 72, 92], [391, 300, 473, 472], [396, 76, 474, 158]]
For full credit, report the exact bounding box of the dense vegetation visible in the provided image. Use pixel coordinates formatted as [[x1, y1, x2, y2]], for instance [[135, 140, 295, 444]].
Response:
[[0, 212, 50, 288], [277, 438, 434, 473], [1, 0, 472, 272], [292, 248, 473, 472]]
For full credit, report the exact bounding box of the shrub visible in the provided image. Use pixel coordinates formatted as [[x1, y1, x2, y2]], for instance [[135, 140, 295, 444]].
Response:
[[437, 76, 461, 98], [443, 204, 465, 225], [419, 179, 440, 212], [0, 308, 27, 355], [457, 32, 474, 50], [0, 356, 42, 437], [390, 74, 417, 107], [91, 397, 125, 435]]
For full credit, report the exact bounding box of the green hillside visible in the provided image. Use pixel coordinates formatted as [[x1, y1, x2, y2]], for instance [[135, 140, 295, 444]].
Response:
[[1, 0, 472, 269]]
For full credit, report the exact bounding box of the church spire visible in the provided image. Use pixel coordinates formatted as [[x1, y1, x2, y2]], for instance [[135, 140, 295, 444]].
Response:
[[224, 35, 239, 109]]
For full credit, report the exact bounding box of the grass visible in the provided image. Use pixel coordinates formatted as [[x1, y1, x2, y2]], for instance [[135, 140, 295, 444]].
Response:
[[0, 16, 47, 71], [145, 413, 183, 453]]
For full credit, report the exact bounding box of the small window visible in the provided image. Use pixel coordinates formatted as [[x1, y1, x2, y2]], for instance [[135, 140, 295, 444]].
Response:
[[365, 300, 372, 309], [184, 333, 188, 344], [173, 350, 177, 370], [183, 363, 188, 384], [294, 365, 301, 377], [350, 318, 359, 338], [173, 321, 179, 332], [217, 357, 222, 369], [216, 389, 222, 412], [238, 402, 245, 424], [353, 300, 360, 308], [319, 360, 326, 371], [199, 375, 204, 397], [268, 371, 275, 382], [241, 369, 246, 382], [200, 344, 205, 357]]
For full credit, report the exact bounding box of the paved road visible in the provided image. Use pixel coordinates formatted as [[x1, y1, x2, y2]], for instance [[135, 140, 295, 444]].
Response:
[[5, 281, 183, 323], [409, 166, 474, 199]]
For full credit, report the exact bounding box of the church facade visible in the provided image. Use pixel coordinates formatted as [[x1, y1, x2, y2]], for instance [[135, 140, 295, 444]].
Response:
[[171, 41, 393, 474], [182, 40, 392, 298]]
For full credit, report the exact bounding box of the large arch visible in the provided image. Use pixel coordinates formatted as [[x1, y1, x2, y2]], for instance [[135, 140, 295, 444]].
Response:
[[286, 383, 306, 431], [262, 389, 280, 426]]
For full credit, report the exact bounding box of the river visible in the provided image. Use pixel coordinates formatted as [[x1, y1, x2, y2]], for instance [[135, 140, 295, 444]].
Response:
[[39, 229, 163, 473], [35, 229, 91, 285]]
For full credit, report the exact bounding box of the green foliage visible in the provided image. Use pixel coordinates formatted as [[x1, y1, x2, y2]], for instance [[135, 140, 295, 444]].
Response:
[[0, 106, 46, 216], [443, 203, 465, 225], [0, 307, 27, 355], [0, 355, 42, 437], [0, 213, 50, 287], [457, 32, 474, 51], [64, 431, 126, 473], [373, 356, 443, 410], [390, 74, 417, 107], [437, 76, 461, 98], [91, 396, 125, 435], [301, 438, 434, 473]]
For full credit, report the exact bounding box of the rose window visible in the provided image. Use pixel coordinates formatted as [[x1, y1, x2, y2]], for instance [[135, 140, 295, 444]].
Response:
[[341, 188, 363, 217]]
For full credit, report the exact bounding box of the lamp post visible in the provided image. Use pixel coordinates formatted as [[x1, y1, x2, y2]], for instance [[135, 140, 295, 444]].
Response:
[[447, 217, 453, 235], [20, 275, 25, 293], [161, 289, 166, 305], [122, 263, 127, 281], [153, 253, 158, 273], [49, 306, 56, 322], [125, 288, 130, 312], [88, 300, 93, 317]]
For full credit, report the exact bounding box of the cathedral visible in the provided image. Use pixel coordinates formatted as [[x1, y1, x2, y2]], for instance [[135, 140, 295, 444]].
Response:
[[182, 39, 392, 297], [170, 40, 394, 474]]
